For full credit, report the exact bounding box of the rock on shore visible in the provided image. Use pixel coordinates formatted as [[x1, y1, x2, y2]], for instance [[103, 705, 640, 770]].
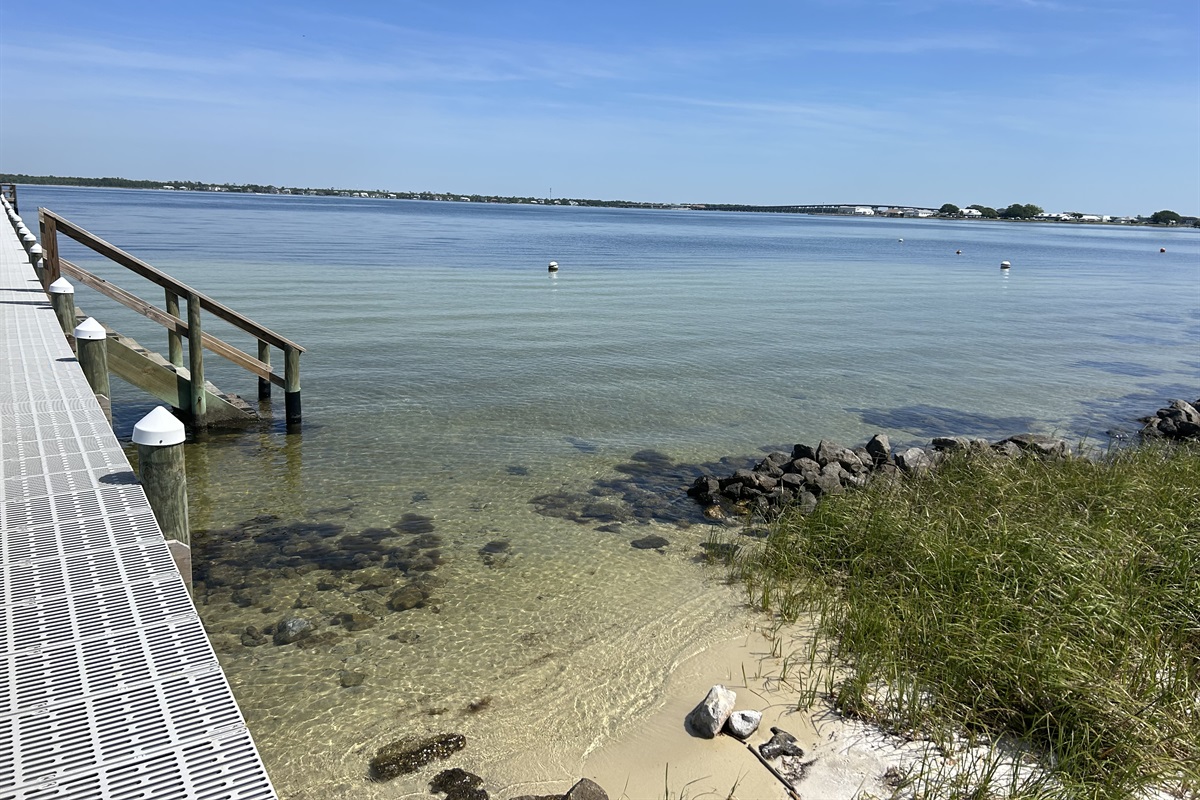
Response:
[[687, 432, 1072, 520], [1139, 397, 1200, 441]]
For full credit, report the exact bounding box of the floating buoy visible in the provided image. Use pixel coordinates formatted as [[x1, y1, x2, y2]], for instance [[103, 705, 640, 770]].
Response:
[[548, 261, 558, 272], [1000, 260, 1011, 269], [956, 249, 962, 255], [898, 238, 904, 242], [1160, 247, 1166, 253]]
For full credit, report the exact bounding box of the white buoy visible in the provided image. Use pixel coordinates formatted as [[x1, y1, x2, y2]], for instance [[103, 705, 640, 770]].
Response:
[[898, 238, 903, 242], [548, 260, 558, 272], [1000, 260, 1011, 269]]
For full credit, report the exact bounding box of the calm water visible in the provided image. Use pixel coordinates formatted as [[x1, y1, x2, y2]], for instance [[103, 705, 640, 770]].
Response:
[[19, 186, 1200, 797]]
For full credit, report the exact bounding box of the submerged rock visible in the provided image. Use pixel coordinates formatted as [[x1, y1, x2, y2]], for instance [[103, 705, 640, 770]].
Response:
[[430, 767, 487, 799], [272, 615, 313, 645], [369, 733, 466, 781], [387, 583, 429, 611], [630, 535, 669, 550]]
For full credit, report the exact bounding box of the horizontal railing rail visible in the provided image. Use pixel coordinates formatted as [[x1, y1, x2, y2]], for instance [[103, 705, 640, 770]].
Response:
[[59, 258, 287, 388], [41, 208, 304, 353], [38, 207, 304, 426]]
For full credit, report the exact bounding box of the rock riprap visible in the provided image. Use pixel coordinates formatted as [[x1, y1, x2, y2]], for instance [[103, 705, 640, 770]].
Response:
[[1140, 398, 1200, 442], [689, 432, 1073, 520]]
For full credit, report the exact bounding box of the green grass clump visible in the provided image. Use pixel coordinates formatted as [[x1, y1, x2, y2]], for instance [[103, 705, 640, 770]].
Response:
[[735, 442, 1200, 798]]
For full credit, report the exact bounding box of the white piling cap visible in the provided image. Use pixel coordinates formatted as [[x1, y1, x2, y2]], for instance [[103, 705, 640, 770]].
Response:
[[48, 277, 74, 294], [74, 317, 106, 340], [132, 406, 186, 446], [29, 243, 43, 256], [21, 230, 35, 242]]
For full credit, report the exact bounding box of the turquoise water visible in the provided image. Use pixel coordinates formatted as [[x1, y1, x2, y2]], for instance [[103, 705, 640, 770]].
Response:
[[18, 186, 1200, 797]]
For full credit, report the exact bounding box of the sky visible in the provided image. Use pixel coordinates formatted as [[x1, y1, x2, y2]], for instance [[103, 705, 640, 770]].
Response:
[[1, 0, 1197, 215]]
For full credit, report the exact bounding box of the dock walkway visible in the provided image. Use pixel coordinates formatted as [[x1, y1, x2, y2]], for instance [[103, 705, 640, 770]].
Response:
[[1, 206, 276, 798]]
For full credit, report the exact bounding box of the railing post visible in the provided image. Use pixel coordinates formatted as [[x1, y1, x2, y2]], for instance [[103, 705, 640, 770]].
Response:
[[39, 211, 60, 287], [74, 317, 112, 426], [165, 290, 183, 367], [133, 406, 191, 590], [284, 345, 301, 427], [48, 277, 77, 337], [258, 340, 271, 400], [186, 292, 206, 425]]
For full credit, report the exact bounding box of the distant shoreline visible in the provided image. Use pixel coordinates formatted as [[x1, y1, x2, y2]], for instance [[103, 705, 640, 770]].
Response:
[[3, 174, 1195, 226]]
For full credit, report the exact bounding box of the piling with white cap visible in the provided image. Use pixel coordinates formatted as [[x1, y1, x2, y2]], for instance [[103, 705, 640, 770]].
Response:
[[74, 317, 112, 425], [28, 243, 43, 282], [48, 276, 75, 335], [133, 406, 191, 588]]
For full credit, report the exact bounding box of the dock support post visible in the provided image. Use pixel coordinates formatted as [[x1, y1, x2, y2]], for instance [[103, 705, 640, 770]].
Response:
[[48, 277, 76, 338], [165, 291, 183, 368], [74, 317, 112, 426], [258, 340, 271, 400], [284, 345, 301, 428], [186, 291, 206, 426], [29, 243, 43, 283], [133, 406, 191, 590]]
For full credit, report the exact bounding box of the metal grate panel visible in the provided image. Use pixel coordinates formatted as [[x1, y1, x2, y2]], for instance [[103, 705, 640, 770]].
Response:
[[0, 671, 252, 793], [0, 615, 218, 716], [3, 728, 275, 800]]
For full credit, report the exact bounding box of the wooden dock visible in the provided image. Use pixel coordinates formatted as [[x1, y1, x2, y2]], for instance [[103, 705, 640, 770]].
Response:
[[1, 197, 277, 797]]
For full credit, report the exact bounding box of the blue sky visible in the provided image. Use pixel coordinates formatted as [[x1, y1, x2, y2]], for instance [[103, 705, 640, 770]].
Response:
[[1, 1, 1197, 215]]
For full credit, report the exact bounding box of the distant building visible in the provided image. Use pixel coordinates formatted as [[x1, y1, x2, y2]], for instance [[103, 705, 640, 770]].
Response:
[[853, 206, 875, 216], [961, 208, 982, 217]]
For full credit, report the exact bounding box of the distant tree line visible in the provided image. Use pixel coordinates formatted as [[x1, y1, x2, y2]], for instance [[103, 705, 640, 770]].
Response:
[[939, 200, 1193, 225], [2, 174, 1192, 223]]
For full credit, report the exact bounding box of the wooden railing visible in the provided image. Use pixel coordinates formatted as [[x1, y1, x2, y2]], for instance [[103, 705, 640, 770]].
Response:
[[38, 208, 305, 427], [0, 183, 16, 214]]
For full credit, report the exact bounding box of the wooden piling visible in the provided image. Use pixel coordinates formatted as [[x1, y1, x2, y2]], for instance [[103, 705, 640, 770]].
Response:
[[48, 277, 76, 337], [74, 317, 112, 425], [29, 243, 43, 283], [258, 340, 271, 400], [284, 344, 301, 427], [133, 406, 191, 589], [186, 292, 206, 425]]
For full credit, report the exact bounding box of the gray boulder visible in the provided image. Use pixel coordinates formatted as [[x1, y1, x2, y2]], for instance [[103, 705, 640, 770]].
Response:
[[895, 447, 933, 474], [865, 433, 893, 466], [686, 685, 736, 738], [564, 778, 609, 800], [724, 709, 762, 740]]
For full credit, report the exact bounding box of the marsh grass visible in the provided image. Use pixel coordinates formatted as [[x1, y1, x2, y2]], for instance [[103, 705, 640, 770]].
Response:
[[733, 442, 1200, 798]]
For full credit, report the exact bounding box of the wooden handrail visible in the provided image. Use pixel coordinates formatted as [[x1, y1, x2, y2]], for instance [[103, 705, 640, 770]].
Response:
[[42, 208, 305, 353], [60, 258, 287, 388]]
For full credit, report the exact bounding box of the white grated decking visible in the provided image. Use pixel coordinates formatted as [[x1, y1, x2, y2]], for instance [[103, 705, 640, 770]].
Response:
[[0, 201, 277, 800]]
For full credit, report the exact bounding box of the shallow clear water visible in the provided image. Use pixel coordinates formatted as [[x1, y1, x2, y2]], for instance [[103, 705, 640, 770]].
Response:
[[17, 186, 1200, 797]]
